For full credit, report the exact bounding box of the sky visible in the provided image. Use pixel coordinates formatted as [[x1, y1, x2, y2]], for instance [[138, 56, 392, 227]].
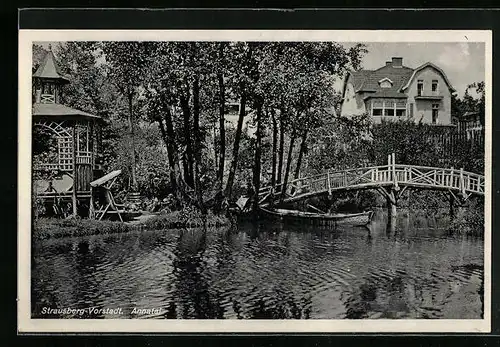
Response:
[[38, 41, 485, 98], [339, 42, 485, 98]]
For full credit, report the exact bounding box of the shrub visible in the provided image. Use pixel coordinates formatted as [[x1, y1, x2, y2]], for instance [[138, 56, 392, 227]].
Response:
[[447, 198, 484, 236]]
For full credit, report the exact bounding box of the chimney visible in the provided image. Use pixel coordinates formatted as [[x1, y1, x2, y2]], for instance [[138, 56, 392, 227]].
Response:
[[392, 57, 403, 67], [385, 61, 392, 66]]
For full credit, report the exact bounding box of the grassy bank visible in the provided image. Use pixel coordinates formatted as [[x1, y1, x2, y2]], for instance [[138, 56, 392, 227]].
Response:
[[33, 210, 231, 240]]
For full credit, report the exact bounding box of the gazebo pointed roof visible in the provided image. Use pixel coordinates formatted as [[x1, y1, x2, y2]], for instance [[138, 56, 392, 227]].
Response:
[[33, 49, 70, 83]]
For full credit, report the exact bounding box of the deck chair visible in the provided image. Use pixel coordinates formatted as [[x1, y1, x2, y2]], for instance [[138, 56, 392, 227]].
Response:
[[89, 170, 125, 222]]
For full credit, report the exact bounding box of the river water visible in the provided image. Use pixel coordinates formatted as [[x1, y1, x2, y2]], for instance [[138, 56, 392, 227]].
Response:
[[32, 210, 484, 319]]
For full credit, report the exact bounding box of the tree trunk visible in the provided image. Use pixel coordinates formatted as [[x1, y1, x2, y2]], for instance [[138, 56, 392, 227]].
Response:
[[280, 130, 296, 203], [192, 75, 206, 214], [217, 57, 226, 194], [293, 130, 308, 180], [127, 90, 138, 191], [180, 85, 194, 187], [224, 44, 253, 200], [225, 90, 246, 199], [213, 121, 218, 170], [290, 130, 308, 195], [277, 115, 285, 184], [252, 100, 263, 212], [270, 109, 278, 204], [157, 101, 182, 203]]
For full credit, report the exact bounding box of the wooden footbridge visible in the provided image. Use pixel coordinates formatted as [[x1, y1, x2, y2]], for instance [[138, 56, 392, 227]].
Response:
[[258, 154, 485, 208]]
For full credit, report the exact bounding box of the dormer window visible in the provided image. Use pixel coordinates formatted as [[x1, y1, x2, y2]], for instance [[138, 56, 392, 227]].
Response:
[[378, 77, 393, 89]]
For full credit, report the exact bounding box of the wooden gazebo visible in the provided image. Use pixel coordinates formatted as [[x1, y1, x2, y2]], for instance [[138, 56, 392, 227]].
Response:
[[32, 47, 104, 216]]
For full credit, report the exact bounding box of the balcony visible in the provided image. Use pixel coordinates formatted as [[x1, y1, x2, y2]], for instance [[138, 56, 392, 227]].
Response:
[[415, 90, 444, 100]]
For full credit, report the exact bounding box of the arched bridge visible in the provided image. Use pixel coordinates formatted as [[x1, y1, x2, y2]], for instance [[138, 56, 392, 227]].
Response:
[[258, 155, 485, 207]]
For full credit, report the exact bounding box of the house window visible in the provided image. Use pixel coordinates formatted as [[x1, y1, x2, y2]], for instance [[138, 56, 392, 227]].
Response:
[[371, 99, 406, 117], [384, 100, 395, 116], [409, 103, 414, 118], [432, 104, 439, 124], [417, 80, 424, 96], [378, 78, 393, 89], [432, 80, 438, 93], [395, 101, 407, 117], [372, 100, 383, 116]]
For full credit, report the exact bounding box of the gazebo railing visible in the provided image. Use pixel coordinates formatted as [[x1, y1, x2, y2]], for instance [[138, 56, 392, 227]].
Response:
[[76, 151, 93, 165], [40, 93, 55, 103], [34, 151, 94, 171]]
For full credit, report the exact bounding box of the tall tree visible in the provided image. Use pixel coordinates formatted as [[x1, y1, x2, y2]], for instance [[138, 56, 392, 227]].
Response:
[[224, 42, 255, 199], [102, 42, 150, 191], [216, 42, 228, 194]]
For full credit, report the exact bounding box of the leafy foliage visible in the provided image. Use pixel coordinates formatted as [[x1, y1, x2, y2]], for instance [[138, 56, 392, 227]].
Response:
[[33, 41, 366, 213], [451, 81, 485, 126], [308, 115, 484, 174]]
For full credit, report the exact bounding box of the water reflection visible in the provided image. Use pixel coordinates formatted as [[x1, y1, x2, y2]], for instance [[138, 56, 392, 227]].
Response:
[[32, 211, 484, 319]]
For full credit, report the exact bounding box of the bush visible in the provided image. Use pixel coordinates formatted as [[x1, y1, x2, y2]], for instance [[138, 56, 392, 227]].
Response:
[[447, 198, 484, 236]]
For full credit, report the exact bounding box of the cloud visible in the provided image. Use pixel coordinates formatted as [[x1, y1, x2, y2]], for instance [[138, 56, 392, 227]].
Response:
[[437, 43, 471, 71]]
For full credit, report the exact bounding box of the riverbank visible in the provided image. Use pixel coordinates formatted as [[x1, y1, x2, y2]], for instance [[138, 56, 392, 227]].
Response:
[[33, 210, 231, 240]]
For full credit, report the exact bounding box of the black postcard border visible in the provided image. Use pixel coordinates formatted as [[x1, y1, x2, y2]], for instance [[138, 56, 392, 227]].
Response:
[[13, 7, 500, 347]]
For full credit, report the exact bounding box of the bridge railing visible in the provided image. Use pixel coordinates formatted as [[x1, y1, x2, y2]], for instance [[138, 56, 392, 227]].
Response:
[[258, 157, 484, 204], [395, 164, 484, 194]]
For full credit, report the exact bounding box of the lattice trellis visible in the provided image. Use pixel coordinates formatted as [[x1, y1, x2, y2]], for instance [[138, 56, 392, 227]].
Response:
[[34, 120, 98, 172], [34, 120, 74, 171], [34, 120, 71, 138], [58, 136, 73, 171]]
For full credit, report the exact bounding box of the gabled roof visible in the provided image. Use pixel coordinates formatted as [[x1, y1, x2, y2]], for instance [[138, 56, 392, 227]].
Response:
[[400, 62, 456, 92], [342, 60, 455, 100], [342, 70, 373, 97], [357, 64, 414, 98], [33, 51, 70, 83], [349, 70, 374, 91], [342, 64, 413, 99]]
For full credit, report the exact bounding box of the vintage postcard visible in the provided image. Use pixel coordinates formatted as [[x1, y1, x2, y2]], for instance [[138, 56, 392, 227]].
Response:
[[18, 30, 491, 333]]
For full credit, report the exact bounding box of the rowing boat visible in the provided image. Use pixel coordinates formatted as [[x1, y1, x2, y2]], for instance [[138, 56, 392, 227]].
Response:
[[259, 207, 373, 226]]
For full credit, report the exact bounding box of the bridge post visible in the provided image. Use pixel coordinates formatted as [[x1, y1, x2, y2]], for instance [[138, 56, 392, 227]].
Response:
[[392, 153, 398, 189], [387, 189, 397, 233], [459, 168, 465, 196], [377, 186, 398, 233], [327, 192, 335, 213], [327, 171, 332, 196]]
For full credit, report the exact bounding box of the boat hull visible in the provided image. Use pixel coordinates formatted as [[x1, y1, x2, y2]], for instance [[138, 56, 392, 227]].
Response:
[[259, 208, 373, 227]]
